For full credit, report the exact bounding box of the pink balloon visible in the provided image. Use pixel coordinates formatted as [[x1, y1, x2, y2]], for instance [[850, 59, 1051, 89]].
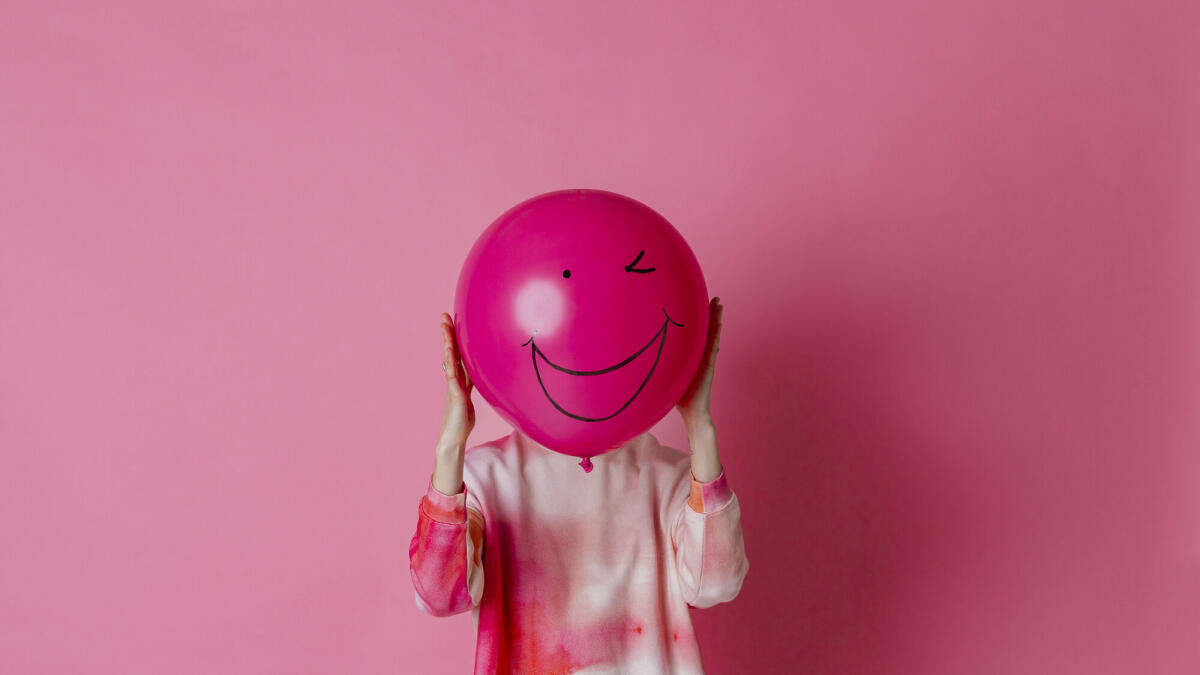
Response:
[[454, 189, 709, 463]]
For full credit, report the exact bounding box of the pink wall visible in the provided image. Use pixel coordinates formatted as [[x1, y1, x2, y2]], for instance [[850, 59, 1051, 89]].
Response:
[[2, 2, 1197, 673]]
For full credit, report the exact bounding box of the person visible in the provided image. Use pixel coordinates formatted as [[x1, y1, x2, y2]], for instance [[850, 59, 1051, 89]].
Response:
[[409, 297, 748, 674]]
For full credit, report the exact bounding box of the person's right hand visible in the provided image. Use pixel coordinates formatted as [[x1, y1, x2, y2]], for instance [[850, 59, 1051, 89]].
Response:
[[433, 313, 474, 494]]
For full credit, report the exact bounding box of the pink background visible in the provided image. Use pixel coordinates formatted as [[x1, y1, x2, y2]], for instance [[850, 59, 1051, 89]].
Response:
[[2, 2, 1197, 673]]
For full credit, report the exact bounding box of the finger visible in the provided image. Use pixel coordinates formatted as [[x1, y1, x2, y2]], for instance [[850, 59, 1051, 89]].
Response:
[[461, 359, 474, 393], [710, 319, 722, 362], [707, 298, 722, 338], [445, 356, 461, 392], [440, 315, 457, 354], [713, 303, 723, 349], [704, 299, 723, 370], [446, 319, 471, 392], [440, 318, 462, 387], [447, 326, 475, 398], [453, 357, 467, 390]]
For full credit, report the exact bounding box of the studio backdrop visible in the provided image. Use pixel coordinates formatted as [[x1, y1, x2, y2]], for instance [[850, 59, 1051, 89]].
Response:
[[1, 1, 1197, 674]]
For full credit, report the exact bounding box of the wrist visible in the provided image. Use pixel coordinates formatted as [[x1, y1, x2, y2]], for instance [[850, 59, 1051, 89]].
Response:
[[684, 414, 715, 438], [435, 437, 466, 459]]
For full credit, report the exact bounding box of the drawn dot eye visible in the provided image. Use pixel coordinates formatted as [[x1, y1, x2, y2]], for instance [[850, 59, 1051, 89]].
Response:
[[562, 269, 571, 278], [624, 250, 656, 274]]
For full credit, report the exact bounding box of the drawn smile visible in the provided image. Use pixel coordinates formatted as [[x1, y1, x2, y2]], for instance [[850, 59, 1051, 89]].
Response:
[[522, 309, 684, 422]]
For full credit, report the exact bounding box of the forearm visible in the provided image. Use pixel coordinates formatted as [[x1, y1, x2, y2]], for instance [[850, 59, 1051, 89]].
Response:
[[686, 415, 722, 483], [432, 439, 465, 496], [672, 442, 749, 607], [410, 476, 473, 617]]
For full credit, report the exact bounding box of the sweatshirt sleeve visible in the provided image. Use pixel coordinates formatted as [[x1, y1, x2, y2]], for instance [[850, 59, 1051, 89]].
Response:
[[669, 467, 750, 608], [408, 474, 485, 617]]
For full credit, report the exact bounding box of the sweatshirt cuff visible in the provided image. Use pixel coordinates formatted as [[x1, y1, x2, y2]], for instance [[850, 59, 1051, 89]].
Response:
[[687, 468, 734, 514], [422, 475, 468, 525]]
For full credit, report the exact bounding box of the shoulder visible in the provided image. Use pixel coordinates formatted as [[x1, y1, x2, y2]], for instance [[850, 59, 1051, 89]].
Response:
[[630, 432, 692, 481], [635, 432, 688, 460], [458, 433, 519, 515], [462, 432, 515, 477], [630, 433, 698, 515]]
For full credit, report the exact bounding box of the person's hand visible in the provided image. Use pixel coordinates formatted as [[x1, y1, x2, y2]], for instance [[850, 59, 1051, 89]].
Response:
[[676, 297, 723, 481], [438, 312, 475, 449], [676, 297, 723, 430], [433, 312, 474, 495]]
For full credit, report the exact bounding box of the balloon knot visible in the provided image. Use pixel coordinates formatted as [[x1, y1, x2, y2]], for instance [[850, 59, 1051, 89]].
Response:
[[578, 456, 593, 473]]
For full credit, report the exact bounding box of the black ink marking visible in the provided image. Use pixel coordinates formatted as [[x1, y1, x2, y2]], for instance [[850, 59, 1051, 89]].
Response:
[[563, 269, 571, 278], [625, 250, 656, 274], [524, 310, 683, 422]]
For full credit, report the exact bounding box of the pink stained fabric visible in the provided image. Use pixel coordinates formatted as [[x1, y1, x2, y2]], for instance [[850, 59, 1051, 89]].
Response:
[[409, 429, 749, 674]]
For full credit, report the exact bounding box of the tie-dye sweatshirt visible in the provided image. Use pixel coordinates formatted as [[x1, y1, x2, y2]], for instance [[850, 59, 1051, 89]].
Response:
[[409, 429, 749, 674]]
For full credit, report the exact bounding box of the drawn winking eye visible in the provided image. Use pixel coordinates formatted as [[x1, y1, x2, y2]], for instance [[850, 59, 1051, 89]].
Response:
[[624, 250, 656, 274]]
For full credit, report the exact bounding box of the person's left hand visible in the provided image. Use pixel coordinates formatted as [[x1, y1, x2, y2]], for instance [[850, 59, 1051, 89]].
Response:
[[676, 296, 723, 428]]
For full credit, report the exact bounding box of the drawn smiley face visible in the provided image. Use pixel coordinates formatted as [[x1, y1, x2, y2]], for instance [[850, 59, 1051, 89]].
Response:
[[455, 189, 708, 458], [523, 300, 684, 423]]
